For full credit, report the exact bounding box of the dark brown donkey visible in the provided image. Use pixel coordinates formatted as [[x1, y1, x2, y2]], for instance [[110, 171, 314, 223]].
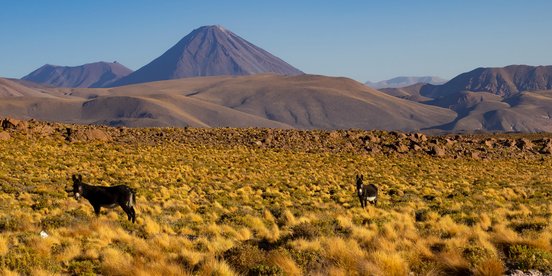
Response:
[[355, 174, 378, 208], [69, 174, 136, 223]]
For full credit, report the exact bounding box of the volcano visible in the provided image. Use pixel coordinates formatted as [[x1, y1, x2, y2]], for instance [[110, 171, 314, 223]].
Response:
[[110, 25, 303, 87]]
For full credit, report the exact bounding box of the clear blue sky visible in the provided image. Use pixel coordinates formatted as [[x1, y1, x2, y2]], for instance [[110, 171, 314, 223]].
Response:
[[1, 0, 551, 82]]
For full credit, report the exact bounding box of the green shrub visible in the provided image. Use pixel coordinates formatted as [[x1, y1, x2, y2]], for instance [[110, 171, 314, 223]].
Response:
[[507, 244, 552, 271], [67, 258, 100, 276]]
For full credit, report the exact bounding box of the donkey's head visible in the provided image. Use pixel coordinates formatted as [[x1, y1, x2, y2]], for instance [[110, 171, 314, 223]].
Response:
[[71, 174, 84, 200], [355, 174, 364, 192]]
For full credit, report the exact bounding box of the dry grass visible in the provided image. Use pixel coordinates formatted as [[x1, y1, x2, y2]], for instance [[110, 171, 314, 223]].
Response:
[[0, 127, 551, 274]]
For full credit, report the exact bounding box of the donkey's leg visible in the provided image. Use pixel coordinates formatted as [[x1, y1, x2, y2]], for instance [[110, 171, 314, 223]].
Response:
[[121, 205, 132, 221], [93, 205, 101, 216], [129, 207, 136, 223]]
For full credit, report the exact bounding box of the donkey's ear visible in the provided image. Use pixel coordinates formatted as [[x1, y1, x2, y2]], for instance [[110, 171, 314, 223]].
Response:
[[78, 175, 83, 181], [360, 174, 364, 180], [72, 174, 77, 181]]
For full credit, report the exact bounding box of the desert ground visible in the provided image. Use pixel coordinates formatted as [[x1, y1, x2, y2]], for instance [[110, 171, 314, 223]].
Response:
[[0, 119, 551, 275]]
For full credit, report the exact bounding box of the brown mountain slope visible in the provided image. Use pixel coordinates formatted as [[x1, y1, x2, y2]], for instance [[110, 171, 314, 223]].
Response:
[[380, 83, 433, 102], [428, 90, 552, 132], [186, 74, 455, 130], [0, 78, 61, 98], [0, 74, 455, 130]]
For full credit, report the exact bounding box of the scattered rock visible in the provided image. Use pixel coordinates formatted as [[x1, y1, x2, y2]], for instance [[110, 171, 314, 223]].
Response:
[[1, 117, 20, 130], [516, 138, 534, 151], [471, 152, 481, 159], [411, 144, 423, 151], [506, 269, 547, 276], [540, 140, 552, 154], [444, 138, 455, 147], [1, 117, 28, 131], [329, 131, 341, 140], [365, 134, 380, 143], [31, 125, 55, 137], [413, 132, 427, 142], [67, 128, 111, 142], [364, 146, 381, 153], [501, 138, 516, 148], [428, 145, 446, 157], [0, 131, 10, 141], [392, 142, 409, 153], [483, 138, 496, 148]]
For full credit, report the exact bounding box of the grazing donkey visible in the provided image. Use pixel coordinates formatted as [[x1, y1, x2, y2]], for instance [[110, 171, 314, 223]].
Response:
[[355, 174, 378, 207], [70, 174, 136, 223]]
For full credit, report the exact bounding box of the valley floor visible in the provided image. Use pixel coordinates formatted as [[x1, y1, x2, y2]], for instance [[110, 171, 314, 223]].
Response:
[[0, 122, 551, 275]]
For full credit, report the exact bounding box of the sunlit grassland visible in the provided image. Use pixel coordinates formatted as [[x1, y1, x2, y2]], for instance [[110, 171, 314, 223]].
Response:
[[0, 132, 551, 275]]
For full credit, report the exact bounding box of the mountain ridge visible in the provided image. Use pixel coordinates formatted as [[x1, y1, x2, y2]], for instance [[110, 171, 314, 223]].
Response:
[[366, 76, 447, 89], [21, 61, 133, 88]]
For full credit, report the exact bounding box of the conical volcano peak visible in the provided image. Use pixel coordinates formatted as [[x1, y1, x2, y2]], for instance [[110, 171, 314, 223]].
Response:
[[109, 25, 303, 87]]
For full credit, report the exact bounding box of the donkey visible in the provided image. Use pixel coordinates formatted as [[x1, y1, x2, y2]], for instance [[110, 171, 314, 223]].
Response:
[[355, 174, 378, 208], [69, 174, 136, 223]]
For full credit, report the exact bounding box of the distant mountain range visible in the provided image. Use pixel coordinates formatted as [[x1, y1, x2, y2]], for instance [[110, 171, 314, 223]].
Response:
[[21, 25, 302, 88], [5, 25, 552, 133], [365, 76, 447, 89], [22, 62, 132, 88]]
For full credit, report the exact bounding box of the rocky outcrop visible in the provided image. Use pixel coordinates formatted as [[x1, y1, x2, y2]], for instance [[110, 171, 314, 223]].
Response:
[[3, 119, 552, 159]]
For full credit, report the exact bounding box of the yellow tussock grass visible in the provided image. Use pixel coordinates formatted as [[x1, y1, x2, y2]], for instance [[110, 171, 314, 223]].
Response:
[[0, 269, 19, 276], [327, 266, 348, 276], [474, 257, 505, 276], [134, 261, 189, 276], [437, 250, 470, 274], [282, 209, 297, 226], [0, 235, 9, 256], [370, 250, 409, 276], [268, 251, 301, 276], [180, 248, 205, 267], [30, 268, 61, 276], [263, 209, 276, 223], [142, 216, 161, 235], [82, 247, 100, 260], [491, 223, 519, 245], [290, 238, 322, 252], [322, 237, 365, 270], [478, 213, 493, 231], [55, 243, 81, 262], [199, 258, 237, 276], [207, 236, 234, 255], [205, 223, 221, 237], [380, 223, 399, 240], [236, 227, 252, 241], [350, 225, 377, 245], [435, 216, 469, 238], [100, 247, 132, 276]]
